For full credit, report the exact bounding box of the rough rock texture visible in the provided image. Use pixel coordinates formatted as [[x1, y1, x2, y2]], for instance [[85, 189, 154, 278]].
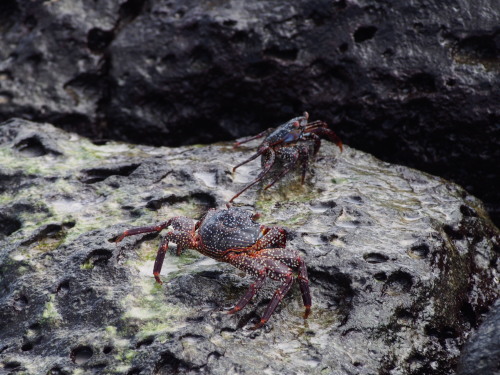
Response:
[[0, 0, 499, 226], [0, 119, 498, 374], [456, 299, 500, 375]]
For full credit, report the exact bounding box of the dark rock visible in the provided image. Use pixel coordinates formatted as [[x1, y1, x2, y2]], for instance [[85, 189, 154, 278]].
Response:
[[0, 119, 498, 374], [457, 299, 500, 375], [0, 0, 499, 226]]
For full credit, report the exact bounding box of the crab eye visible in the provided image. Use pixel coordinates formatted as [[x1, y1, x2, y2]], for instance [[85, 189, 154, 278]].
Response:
[[293, 121, 300, 128], [252, 212, 261, 221]]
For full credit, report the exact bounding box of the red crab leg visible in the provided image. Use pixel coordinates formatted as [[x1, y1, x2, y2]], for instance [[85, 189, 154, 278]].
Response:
[[306, 127, 343, 152], [229, 148, 276, 203], [152, 230, 194, 283], [232, 145, 269, 172], [252, 248, 312, 319], [233, 128, 272, 148], [254, 226, 287, 249], [115, 221, 172, 243], [228, 271, 267, 314], [224, 252, 298, 329], [299, 144, 311, 184], [224, 253, 267, 313], [253, 270, 294, 329], [263, 148, 300, 190]]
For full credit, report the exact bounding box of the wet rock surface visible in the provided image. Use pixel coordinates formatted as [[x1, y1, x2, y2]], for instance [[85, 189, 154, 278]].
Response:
[[457, 299, 500, 375], [0, 118, 498, 374], [0, 0, 499, 225]]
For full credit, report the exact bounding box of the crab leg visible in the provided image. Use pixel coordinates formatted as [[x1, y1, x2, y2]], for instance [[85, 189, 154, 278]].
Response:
[[224, 252, 304, 328], [263, 148, 300, 190], [152, 230, 194, 283], [233, 128, 273, 148], [224, 253, 267, 313], [306, 127, 343, 152], [229, 148, 276, 203], [253, 226, 287, 249], [252, 248, 311, 318], [254, 268, 294, 329], [115, 220, 172, 243], [232, 147, 267, 172]]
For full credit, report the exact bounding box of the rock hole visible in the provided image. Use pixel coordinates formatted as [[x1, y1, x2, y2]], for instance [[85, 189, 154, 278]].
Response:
[[0, 214, 22, 237], [373, 272, 387, 281], [84, 249, 113, 267], [408, 72, 436, 92], [155, 351, 189, 373], [443, 224, 464, 240], [263, 46, 298, 61], [56, 280, 70, 295], [190, 45, 213, 67], [118, 0, 146, 25], [424, 324, 458, 340], [384, 271, 413, 294], [223, 19, 237, 27], [21, 342, 33, 351], [363, 252, 389, 263], [13, 294, 28, 311], [127, 368, 143, 375], [29, 322, 41, 330], [70, 346, 93, 365], [339, 43, 348, 53], [4, 361, 22, 369], [460, 204, 477, 217], [48, 367, 68, 375], [103, 346, 114, 354], [136, 336, 154, 348], [81, 163, 140, 183], [407, 244, 429, 259], [0, 0, 20, 31], [383, 48, 394, 57], [14, 136, 50, 157], [457, 33, 499, 60], [244, 61, 277, 79], [395, 308, 414, 320], [353, 26, 377, 43], [87, 28, 114, 53], [460, 301, 477, 328]]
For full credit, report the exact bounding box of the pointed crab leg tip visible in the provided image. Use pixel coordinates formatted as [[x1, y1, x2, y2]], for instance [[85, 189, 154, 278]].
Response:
[[251, 320, 266, 330], [227, 306, 240, 315], [304, 306, 312, 319], [154, 274, 163, 284]]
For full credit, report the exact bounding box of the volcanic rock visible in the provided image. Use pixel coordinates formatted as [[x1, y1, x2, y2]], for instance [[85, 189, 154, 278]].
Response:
[[0, 119, 498, 374]]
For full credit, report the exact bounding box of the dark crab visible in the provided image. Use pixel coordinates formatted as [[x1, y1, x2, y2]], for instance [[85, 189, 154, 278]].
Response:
[[115, 206, 311, 329], [230, 112, 343, 202]]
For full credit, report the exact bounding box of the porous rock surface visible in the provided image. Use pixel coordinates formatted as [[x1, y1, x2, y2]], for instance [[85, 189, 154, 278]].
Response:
[[0, 118, 498, 374], [0, 0, 499, 225]]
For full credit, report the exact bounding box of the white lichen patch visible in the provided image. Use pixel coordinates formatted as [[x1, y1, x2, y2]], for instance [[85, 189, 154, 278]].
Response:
[[121, 278, 189, 341], [41, 294, 62, 325]]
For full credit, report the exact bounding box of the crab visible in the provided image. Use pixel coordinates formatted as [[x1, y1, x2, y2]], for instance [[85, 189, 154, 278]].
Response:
[[230, 112, 343, 203], [115, 206, 311, 329]]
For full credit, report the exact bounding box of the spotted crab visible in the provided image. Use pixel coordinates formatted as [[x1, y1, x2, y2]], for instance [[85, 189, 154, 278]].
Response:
[[230, 112, 343, 202], [115, 206, 311, 329]]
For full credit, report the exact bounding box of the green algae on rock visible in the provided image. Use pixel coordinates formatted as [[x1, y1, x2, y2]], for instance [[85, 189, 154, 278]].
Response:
[[0, 119, 498, 375]]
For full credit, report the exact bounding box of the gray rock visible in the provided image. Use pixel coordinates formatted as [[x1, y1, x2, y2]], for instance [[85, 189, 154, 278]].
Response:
[[0, 0, 499, 226], [0, 118, 498, 374], [457, 299, 500, 375]]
